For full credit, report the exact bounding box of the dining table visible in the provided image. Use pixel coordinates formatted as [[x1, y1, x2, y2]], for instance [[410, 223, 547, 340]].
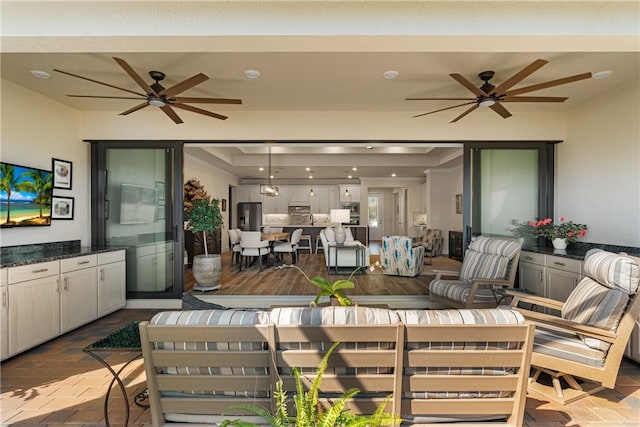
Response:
[[261, 232, 291, 266]]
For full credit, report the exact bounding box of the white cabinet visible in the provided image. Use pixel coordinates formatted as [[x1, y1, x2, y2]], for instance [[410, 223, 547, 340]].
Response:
[[60, 255, 98, 333], [238, 185, 261, 203], [328, 185, 341, 210], [262, 186, 291, 213], [289, 186, 310, 204], [97, 250, 126, 316], [1, 268, 8, 360], [311, 186, 330, 213], [7, 260, 61, 356], [339, 184, 360, 203], [518, 251, 582, 315], [131, 242, 173, 292]]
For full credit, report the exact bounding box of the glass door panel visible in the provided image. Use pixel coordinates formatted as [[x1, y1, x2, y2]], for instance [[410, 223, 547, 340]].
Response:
[[368, 193, 383, 241], [92, 143, 183, 299]]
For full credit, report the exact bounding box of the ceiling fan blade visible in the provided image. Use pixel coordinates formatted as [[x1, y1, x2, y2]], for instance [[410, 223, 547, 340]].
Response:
[[450, 104, 479, 123], [112, 57, 157, 95], [490, 102, 512, 119], [505, 72, 593, 97], [172, 96, 242, 105], [160, 105, 184, 124], [490, 59, 548, 96], [413, 101, 477, 118], [68, 94, 144, 100], [406, 97, 476, 101], [119, 102, 149, 116], [161, 73, 209, 97], [172, 103, 228, 120], [450, 73, 488, 96], [501, 96, 568, 103], [53, 69, 146, 97]]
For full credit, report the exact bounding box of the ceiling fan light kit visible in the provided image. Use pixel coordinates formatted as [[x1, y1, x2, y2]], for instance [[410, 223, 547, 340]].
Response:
[[407, 58, 593, 123], [53, 57, 242, 124]]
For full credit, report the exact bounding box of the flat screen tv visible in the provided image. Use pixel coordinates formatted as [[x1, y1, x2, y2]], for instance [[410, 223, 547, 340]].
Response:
[[0, 161, 53, 228]]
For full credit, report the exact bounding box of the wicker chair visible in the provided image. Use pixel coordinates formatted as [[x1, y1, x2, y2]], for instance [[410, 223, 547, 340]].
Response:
[[508, 249, 640, 404]]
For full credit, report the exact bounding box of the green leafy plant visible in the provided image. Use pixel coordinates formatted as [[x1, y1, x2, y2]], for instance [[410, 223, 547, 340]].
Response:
[[222, 341, 400, 426], [276, 264, 374, 306], [184, 198, 223, 255], [512, 216, 587, 245]]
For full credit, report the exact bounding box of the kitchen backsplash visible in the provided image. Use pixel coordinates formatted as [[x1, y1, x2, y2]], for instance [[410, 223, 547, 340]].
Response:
[[263, 213, 331, 226]]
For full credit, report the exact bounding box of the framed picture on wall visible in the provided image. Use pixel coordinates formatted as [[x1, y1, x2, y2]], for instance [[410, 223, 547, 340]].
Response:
[[52, 196, 74, 220], [455, 194, 463, 214], [221, 199, 227, 212], [52, 158, 72, 190]]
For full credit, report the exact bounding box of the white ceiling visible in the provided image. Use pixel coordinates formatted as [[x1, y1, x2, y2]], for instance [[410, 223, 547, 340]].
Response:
[[2, 50, 638, 181]]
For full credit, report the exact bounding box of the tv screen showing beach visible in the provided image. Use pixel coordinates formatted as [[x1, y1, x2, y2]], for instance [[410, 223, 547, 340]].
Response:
[[1, 161, 53, 227]]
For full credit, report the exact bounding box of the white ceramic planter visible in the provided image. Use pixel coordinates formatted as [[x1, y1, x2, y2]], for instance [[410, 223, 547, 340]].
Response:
[[192, 254, 222, 291], [552, 238, 568, 250]]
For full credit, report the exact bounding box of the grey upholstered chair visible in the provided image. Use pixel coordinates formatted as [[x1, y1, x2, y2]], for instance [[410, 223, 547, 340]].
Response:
[[239, 231, 271, 272], [429, 236, 523, 309], [420, 228, 444, 258]]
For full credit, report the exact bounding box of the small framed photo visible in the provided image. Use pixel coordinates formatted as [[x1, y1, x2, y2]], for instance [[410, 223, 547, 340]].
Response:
[[52, 196, 74, 220], [455, 194, 463, 214], [221, 198, 227, 212], [52, 158, 72, 190]]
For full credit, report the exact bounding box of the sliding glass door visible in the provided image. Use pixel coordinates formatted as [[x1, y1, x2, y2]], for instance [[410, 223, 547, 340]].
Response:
[[463, 142, 555, 250], [90, 141, 184, 299]]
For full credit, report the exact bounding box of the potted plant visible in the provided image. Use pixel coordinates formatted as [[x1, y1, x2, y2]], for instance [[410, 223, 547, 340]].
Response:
[[184, 198, 224, 291], [276, 263, 376, 306], [223, 341, 400, 426]]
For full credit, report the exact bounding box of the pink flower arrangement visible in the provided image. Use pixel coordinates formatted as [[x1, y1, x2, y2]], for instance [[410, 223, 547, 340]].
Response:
[[528, 216, 588, 244]]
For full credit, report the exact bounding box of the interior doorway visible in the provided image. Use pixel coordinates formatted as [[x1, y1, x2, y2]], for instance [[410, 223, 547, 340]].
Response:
[[368, 192, 384, 241]]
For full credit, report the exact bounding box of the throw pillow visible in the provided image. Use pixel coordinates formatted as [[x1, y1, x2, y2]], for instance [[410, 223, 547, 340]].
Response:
[[458, 250, 509, 281]]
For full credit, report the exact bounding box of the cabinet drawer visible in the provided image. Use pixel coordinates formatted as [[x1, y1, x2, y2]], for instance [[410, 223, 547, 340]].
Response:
[[98, 250, 125, 265], [61, 255, 97, 273], [545, 255, 582, 274], [520, 251, 545, 265], [8, 261, 60, 284]]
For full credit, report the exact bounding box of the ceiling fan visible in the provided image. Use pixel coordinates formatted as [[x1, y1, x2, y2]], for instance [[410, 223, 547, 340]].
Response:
[[53, 57, 242, 124], [406, 59, 592, 123]]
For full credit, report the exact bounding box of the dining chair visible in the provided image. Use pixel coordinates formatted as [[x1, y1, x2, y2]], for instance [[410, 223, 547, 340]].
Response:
[[273, 228, 303, 264], [228, 229, 242, 265], [239, 231, 271, 272]]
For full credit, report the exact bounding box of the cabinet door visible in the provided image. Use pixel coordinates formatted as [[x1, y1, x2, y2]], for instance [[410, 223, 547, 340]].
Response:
[[1, 269, 8, 360], [519, 261, 545, 297], [9, 275, 60, 355], [546, 268, 580, 303], [98, 260, 126, 316], [60, 267, 98, 333], [313, 186, 329, 213], [261, 194, 277, 214], [328, 186, 341, 211]]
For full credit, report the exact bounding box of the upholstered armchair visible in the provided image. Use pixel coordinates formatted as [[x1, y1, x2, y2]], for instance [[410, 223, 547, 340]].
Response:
[[380, 235, 425, 277], [429, 236, 523, 308], [420, 228, 443, 258], [509, 249, 640, 404]]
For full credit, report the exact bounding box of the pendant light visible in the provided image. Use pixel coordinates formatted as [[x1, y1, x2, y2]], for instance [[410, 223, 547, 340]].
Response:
[[308, 187, 316, 198], [261, 146, 279, 197]]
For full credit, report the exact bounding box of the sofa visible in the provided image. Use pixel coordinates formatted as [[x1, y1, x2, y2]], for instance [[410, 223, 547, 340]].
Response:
[[319, 227, 371, 271], [140, 305, 533, 426]]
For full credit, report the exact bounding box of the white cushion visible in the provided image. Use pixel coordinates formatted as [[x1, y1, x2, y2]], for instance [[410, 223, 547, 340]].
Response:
[[324, 226, 335, 242], [345, 227, 355, 242]]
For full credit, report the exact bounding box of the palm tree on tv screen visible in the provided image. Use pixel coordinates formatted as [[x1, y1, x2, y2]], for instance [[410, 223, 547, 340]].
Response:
[[0, 163, 18, 224], [17, 170, 53, 218]]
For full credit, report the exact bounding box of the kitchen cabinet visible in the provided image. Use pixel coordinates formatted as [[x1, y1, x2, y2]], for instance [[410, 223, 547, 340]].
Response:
[[262, 186, 291, 213], [1, 268, 8, 360], [518, 251, 582, 315], [339, 184, 360, 203], [60, 255, 98, 334], [238, 185, 261, 203], [311, 186, 329, 213], [7, 260, 61, 357], [130, 242, 174, 292], [97, 250, 126, 317]]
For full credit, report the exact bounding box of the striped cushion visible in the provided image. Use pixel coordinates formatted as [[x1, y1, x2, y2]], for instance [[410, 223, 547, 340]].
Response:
[[468, 236, 522, 258], [533, 323, 606, 368], [395, 309, 525, 399], [459, 250, 509, 281], [150, 309, 269, 397], [429, 279, 499, 304], [562, 277, 629, 352], [584, 249, 640, 295]]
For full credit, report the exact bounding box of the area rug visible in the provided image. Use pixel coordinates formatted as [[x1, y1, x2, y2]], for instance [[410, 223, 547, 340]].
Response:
[[369, 255, 461, 276]]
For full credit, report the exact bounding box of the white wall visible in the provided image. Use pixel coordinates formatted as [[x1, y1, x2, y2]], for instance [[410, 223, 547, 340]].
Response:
[[559, 81, 640, 246], [425, 169, 462, 254], [184, 153, 241, 252], [0, 80, 90, 247]]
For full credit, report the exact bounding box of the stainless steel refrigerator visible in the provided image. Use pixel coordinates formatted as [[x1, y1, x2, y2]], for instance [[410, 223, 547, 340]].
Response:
[[237, 202, 262, 231]]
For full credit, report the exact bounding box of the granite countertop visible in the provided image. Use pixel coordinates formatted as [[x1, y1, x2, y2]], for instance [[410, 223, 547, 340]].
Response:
[[522, 242, 640, 261], [1, 240, 126, 268]]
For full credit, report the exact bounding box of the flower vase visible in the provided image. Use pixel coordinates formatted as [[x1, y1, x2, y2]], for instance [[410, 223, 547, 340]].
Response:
[[551, 238, 567, 250]]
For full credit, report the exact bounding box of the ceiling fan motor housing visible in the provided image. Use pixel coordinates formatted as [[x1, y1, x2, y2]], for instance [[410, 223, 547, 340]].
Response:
[[478, 71, 496, 94]]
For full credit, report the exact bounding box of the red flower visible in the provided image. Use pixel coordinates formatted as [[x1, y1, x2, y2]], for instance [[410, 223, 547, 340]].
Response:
[[560, 216, 566, 221]]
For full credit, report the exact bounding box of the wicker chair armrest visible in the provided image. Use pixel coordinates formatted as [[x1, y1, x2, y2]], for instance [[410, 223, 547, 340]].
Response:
[[471, 278, 511, 288], [434, 269, 461, 280], [506, 290, 565, 311]]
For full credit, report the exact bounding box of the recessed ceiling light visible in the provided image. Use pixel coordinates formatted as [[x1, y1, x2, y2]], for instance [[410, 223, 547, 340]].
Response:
[[259, 167, 264, 171], [244, 69, 261, 79], [382, 70, 399, 80], [305, 167, 311, 171], [366, 145, 374, 150], [308, 175, 313, 179], [30, 70, 51, 79], [593, 70, 613, 80], [348, 175, 353, 179], [391, 173, 397, 177], [270, 175, 274, 179], [352, 167, 357, 171]]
